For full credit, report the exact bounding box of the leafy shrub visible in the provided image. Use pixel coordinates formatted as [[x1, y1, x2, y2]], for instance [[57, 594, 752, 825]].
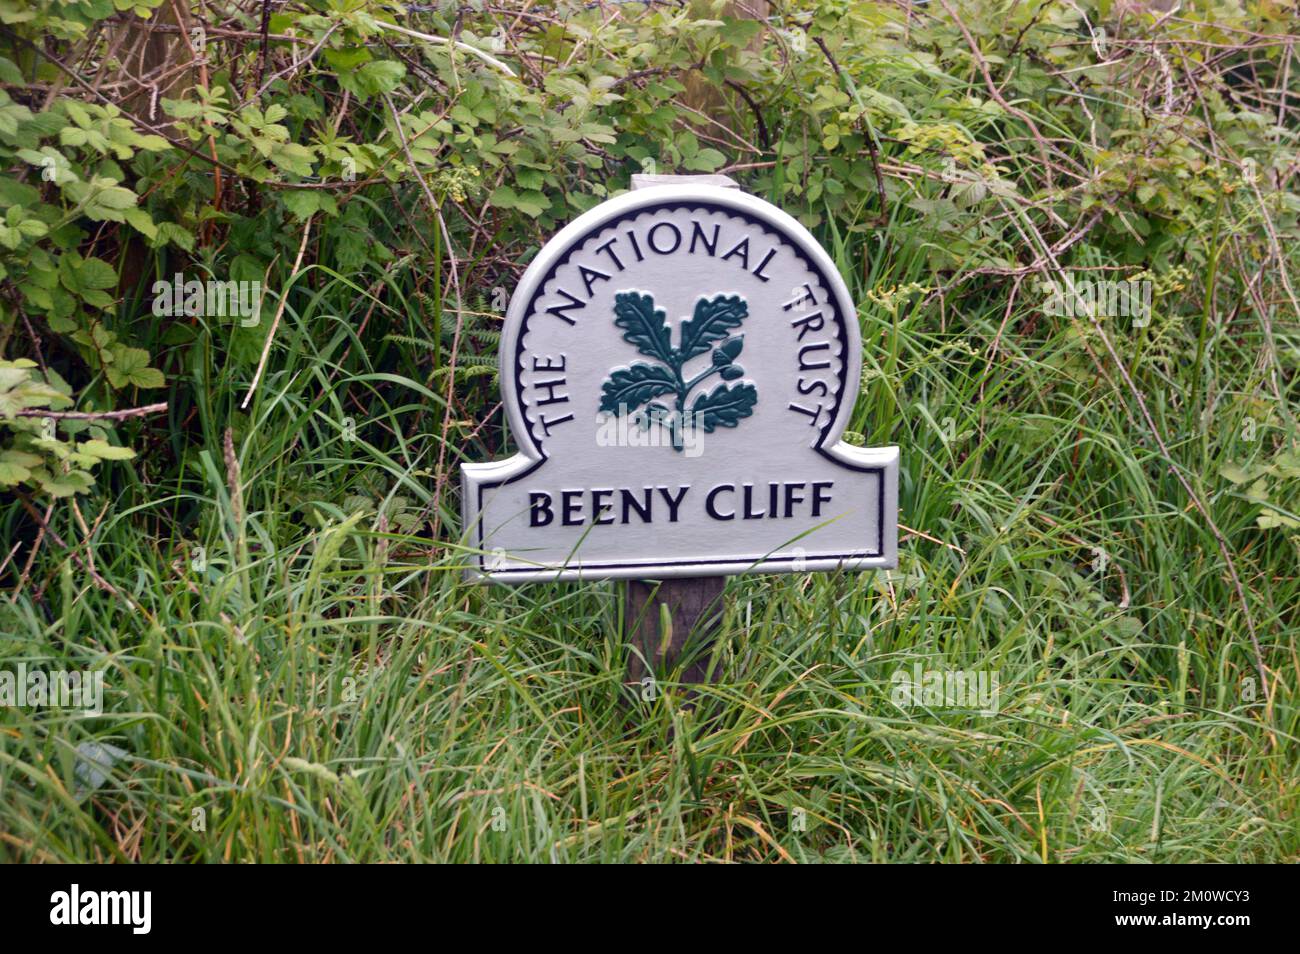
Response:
[[0, 0, 1296, 538]]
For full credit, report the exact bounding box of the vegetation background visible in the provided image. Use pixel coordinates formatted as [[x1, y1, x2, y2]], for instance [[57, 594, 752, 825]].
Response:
[[0, 0, 1296, 862]]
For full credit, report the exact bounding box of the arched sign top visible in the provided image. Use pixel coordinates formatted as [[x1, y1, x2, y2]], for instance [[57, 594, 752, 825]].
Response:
[[500, 185, 863, 460], [463, 182, 898, 583]]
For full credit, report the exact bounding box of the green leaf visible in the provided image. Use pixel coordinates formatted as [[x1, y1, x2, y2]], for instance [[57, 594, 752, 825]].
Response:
[[613, 291, 673, 365], [690, 381, 757, 433], [677, 294, 747, 361], [123, 207, 157, 240], [65, 177, 137, 221], [513, 190, 550, 218], [684, 147, 725, 172], [489, 185, 519, 209], [77, 257, 118, 290], [357, 60, 406, 97], [0, 359, 69, 415], [1218, 462, 1254, 484], [105, 345, 164, 389], [599, 363, 677, 414], [40, 469, 95, 497], [153, 222, 196, 252], [77, 438, 135, 461], [0, 460, 31, 486], [282, 190, 325, 221], [1258, 510, 1300, 530], [0, 175, 39, 208], [323, 47, 373, 71], [0, 56, 23, 85], [0, 448, 41, 468], [1273, 451, 1300, 479], [268, 141, 316, 177], [63, 100, 92, 129]]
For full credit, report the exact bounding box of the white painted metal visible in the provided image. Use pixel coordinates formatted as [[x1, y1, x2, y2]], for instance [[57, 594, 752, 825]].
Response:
[[461, 183, 899, 582]]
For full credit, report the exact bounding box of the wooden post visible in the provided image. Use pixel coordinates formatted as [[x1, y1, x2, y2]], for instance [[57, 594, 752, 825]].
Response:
[[622, 3, 766, 692], [622, 174, 735, 689], [624, 576, 727, 687]]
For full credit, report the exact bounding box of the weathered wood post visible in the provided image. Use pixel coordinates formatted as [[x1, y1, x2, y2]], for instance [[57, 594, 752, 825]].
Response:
[[621, 0, 769, 692], [624, 572, 727, 689], [621, 174, 740, 691]]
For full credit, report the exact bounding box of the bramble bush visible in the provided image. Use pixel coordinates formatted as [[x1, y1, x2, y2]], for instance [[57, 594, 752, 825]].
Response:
[[0, 2, 1295, 509]]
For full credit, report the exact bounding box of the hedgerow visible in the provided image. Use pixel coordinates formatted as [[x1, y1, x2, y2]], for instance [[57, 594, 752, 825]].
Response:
[[0, 1, 1296, 862]]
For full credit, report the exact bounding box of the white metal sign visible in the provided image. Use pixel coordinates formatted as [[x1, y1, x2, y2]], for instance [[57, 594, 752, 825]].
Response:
[[461, 183, 898, 582]]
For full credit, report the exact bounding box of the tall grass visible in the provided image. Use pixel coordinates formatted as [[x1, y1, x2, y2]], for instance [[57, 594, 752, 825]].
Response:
[[1, 190, 1294, 862]]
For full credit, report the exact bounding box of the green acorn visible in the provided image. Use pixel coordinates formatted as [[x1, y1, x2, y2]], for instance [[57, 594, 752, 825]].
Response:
[[712, 335, 744, 367]]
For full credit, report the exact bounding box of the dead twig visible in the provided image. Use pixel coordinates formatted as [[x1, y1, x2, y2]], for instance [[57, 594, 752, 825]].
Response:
[[241, 218, 314, 410], [13, 402, 167, 421]]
